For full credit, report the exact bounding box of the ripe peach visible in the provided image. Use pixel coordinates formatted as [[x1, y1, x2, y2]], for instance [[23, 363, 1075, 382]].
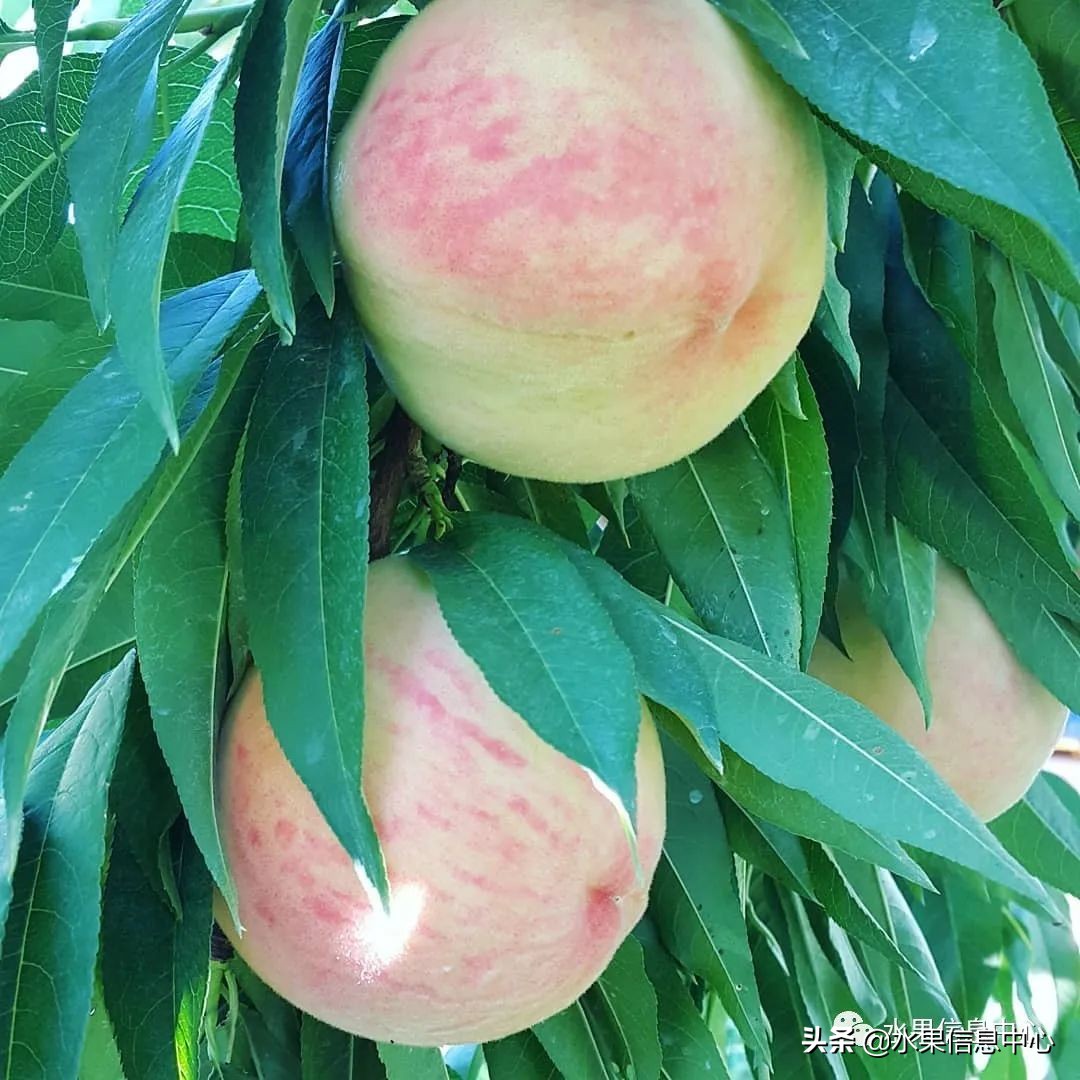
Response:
[[332, 0, 826, 482], [215, 557, 666, 1045], [809, 560, 1067, 821]]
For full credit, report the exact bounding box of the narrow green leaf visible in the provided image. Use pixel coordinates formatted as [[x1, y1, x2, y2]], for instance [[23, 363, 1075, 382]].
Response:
[[567, 547, 1052, 908], [411, 513, 643, 827], [134, 340, 263, 922], [589, 938, 661, 1080], [483, 1031, 558, 1080], [233, 0, 322, 336], [108, 676, 182, 914], [0, 510, 135, 933], [67, 0, 187, 324], [31, 0, 75, 146], [744, 357, 832, 668], [709, 0, 807, 56], [101, 826, 213, 1080], [490, 476, 592, 549], [898, 195, 978, 361], [330, 15, 409, 138], [376, 1043, 448, 1079], [0, 270, 261, 674], [652, 737, 770, 1066], [714, 749, 931, 887], [635, 923, 732, 1080], [284, 13, 348, 312], [815, 247, 860, 379], [79, 979, 126, 1080], [754, 0, 1080, 300], [969, 569, 1080, 713], [629, 426, 800, 665], [532, 1001, 614, 1080], [989, 253, 1080, 520], [240, 300, 387, 901], [0, 654, 133, 1080], [845, 519, 937, 724], [301, 1015, 384, 1079], [990, 774, 1080, 897], [111, 56, 235, 448], [803, 845, 914, 972]]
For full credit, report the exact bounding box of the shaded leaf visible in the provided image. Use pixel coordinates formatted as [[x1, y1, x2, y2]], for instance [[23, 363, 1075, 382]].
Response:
[[241, 300, 387, 901], [411, 513, 642, 827], [233, 0, 321, 336], [629, 427, 800, 665], [0, 655, 133, 1080]]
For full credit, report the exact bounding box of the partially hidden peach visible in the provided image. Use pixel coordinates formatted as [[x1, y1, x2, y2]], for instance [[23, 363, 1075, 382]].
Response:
[[809, 559, 1067, 821], [215, 556, 666, 1045], [332, 0, 826, 482]]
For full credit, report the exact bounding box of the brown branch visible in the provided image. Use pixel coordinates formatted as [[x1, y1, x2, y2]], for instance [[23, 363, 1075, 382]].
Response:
[[369, 406, 419, 560], [442, 451, 463, 511]]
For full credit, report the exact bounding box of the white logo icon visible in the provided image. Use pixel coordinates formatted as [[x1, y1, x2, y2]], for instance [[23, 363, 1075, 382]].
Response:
[[831, 1010, 874, 1048]]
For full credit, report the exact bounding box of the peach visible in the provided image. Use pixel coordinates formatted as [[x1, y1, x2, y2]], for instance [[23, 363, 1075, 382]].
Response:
[[332, 0, 826, 482], [809, 559, 1067, 821], [215, 557, 666, 1045]]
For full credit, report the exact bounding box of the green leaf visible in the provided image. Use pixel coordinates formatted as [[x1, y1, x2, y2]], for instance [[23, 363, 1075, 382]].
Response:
[[233, 0, 322, 336], [819, 124, 860, 251], [989, 253, 1080, 520], [532, 1001, 614, 1080], [845, 519, 937, 724], [969, 569, 1080, 713], [330, 15, 408, 139], [101, 825, 213, 1080], [111, 56, 237, 449], [635, 923, 732, 1080], [665, 710, 931, 887], [815, 247, 860, 380], [754, 0, 1080, 300], [411, 513, 643, 828], [0, 654, 133, 1080], [884, 259, 1080, 616], [123, 52, 242, 243], [0, 56, 95, 276], [301, 1015, 384, 1079], [134, 338, 263, 922], [284, 14, 348, 313], [588, 937, 661, 1080], [67, 0, 187, 324], [0, 323, 109, 475], [376, 1043, 448, 1079], [240, 299, 387, 902], [743, 357, 831, 668], [802, 845, 913, 972], [79, 979, 126, 1080], [31, 0, 75, 146], [483, 1031, 559, 1080], [1009, 0, 1080, 164], [709, 0, 807, 57], [489, 476, 592, 549], [651, 737, 770, 1066], [0, 270, 261, 674], [629, 426, 800, 666], [0, 509, 135, 933], [990, 773, 1080, 898], [898, 194, 978, 361], [107, 675, 182, 914], [566, 548, 1052, 908]]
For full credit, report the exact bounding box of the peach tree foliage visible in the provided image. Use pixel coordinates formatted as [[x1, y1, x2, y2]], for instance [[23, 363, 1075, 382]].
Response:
[[0, 0, 1076, 1078]]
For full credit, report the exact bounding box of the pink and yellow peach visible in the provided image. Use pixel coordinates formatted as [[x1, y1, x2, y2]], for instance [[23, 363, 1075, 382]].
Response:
[[332, 0, 827, 481], [809, 560, 1067, 821], [215, 557, 666, 1045]]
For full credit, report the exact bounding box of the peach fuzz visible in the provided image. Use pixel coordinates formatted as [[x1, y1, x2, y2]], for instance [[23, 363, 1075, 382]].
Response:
[[332, 0, 826, 481], [215, 556, 666, 1045], [809, 559, 1067, 822]]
